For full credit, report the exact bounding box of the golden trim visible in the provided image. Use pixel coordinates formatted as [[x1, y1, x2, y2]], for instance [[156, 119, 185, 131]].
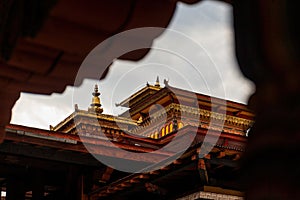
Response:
[[118, 85, 161, 107]]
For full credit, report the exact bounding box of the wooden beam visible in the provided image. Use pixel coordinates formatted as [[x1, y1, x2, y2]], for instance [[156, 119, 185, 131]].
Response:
[[208, 158, 238, 168], [100, 167, 114, 183], [217, 151, 226, 158], [213, 164, 225, 170], [138, 174, 150, 179], [129, 179, 140, 183], [149, 170, 160, 175], [4, 126, 172, 163], [160, 165, 171, 171], [112, 186, 123, 191], [120, 182, 131, 188], [0, 142, 100, 166], [204, 154, 211, 160], [145, 182, 167, 195], [191, 155, 197, 161], [233, 154, 241, 161]]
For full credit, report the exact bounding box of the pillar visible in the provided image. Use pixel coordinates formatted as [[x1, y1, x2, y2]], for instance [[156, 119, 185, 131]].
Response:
[[6, 177, 25, 200], [32, 170, 44, 200], [65, 166, 82, 200]]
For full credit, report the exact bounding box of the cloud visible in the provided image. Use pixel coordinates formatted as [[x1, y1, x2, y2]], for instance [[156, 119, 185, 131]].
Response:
[[11, 92, 74, 129]]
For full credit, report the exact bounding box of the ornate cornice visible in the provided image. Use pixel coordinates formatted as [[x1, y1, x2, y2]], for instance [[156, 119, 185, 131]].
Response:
[[77, 110, 136, 125], [132, 103, 254, 136], [137, 103, 253, 128], [51, 109, 137, 132]]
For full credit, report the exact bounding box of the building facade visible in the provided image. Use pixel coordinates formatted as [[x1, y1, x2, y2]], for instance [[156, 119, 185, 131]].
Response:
[[0, 79, 254, 200]]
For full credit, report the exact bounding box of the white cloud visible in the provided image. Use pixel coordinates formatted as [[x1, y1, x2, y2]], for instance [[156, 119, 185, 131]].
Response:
[[11, 89, 74, 129]]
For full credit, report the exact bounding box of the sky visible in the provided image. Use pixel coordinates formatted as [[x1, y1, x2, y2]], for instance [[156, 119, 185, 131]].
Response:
[[10, 0, 254, 130]]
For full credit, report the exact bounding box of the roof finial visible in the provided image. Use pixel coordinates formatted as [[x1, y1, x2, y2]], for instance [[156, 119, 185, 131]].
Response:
[[164, 78, 169, 87], [155, 76, 160, 87], [88, 84, 103, 113]]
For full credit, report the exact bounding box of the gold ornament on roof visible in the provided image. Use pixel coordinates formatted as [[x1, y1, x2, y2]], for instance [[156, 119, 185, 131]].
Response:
[[88, 84, 103, 113], [155, 76, 160, 87], [137, 115, 143, 125]]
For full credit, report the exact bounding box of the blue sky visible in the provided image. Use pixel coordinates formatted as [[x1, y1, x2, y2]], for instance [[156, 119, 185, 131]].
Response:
[[11, 1, 254, 129]]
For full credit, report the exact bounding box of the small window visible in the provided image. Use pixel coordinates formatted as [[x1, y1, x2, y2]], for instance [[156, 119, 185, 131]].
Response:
[[169, 123, 173, 132], [178, 122, 184, 129]]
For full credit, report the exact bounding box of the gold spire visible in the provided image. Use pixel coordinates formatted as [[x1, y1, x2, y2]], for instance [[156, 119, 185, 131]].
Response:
[[88, 84, 103, 113], [155, 76, 160, 87]]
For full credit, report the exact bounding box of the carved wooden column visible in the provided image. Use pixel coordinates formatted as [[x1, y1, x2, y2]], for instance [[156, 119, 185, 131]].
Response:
[[32, 170, 44, 200], [65, 166, 82, 200], [6, 177, 25, 200], [234, 0, 300, 199]]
